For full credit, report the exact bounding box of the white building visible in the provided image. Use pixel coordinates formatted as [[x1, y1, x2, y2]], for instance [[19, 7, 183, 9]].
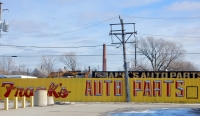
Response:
[[0, 75, 37, 78]]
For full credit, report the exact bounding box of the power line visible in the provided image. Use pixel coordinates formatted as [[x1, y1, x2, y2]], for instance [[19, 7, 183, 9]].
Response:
[[40, 35, 109, 47], [42, 16, 117, 35], [185, 53, 200, 54], [139, 33, 200, 38], [5, 25, 96, 34], [3, 1, 87, 25], [0, 54, 143, 57], [2, 16, 117, 37], [5, 17, 117, 35], [0, 34, 109, 52], [2, 1, 117, 36], [0, 44, 115, 48], [2, 52, 200, 58], [123, 15, 200, 20], [3, 32, 200, 39]]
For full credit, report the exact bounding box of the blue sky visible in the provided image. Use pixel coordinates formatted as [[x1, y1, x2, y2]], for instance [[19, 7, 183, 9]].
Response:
[[0, 0, 200, 71]]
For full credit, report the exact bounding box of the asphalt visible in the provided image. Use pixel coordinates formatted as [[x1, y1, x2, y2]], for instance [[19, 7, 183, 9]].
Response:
[[0, 102, 200, 116]]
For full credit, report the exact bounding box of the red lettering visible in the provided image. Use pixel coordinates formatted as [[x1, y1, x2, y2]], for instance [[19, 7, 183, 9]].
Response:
[[47, 82, 60, 98], [114, 80, 122, 96], [164, 80, 173, 97], [24, 87, 34, 97], [133, 80, 142, 96], [94, 80, 102, 96], [143, 81, 151, 96], [104, 80, 112, 96], [2, 82, 69, 98], [58, 87, 71, 98], [14, 87, 24, 97], [176, 80, 184, 97], [85, 80, 93, 96], [153, 81, 161, 96], [2, 82, 16, 97]]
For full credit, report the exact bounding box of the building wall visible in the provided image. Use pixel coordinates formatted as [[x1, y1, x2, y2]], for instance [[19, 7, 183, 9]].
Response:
[[0, 78, 199, 103]]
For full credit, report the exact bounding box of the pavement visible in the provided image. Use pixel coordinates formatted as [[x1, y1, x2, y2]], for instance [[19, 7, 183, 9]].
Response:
[[0, 102, 200, 116]]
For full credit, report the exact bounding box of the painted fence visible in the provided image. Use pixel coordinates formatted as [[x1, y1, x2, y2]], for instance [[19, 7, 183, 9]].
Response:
[[0, 78, 199, 103]]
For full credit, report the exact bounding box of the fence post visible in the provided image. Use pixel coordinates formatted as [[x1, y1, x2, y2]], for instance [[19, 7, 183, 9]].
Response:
[[4, 97, 8, 110], [22, 96, 26, 108], [30, 96, 34, 107], [14, 97, 18, 109]]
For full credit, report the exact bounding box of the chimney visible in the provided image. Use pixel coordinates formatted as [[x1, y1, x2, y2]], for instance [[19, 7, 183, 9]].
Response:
[[102, 44, 107, 71]]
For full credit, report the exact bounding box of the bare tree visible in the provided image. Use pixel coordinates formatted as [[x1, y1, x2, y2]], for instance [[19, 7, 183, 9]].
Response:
[[136, 37, 185, 71], [60, 52, 78, 71], [0, 70, 9, 75], [19, 64, 26, 71], [130, 58, 151, 71], [11, 64, 32, 75], [168, 60, 199, 71], [0, 57, 16, 74], [40, 56, 57, 75]]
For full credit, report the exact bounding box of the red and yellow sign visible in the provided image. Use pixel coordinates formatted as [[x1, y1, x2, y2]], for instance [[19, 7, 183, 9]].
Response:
[[0, 78, 199, 103]]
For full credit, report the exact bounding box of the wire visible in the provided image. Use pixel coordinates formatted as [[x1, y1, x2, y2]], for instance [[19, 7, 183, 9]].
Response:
[[0, 34, 110, 52], [7, 25, 98, 34], [1, 52, 200, 58], [3, 1, 85, 25], [41, 35, 108, 46], [6, 17, 117, 35], [123, 15, 200, 20], [2, 16, 116, 37], [0, 54, 143, 57], [139, 33, 200, 38], [42, 16, 117, 35], [2, 1, 117, 36], [0, 44, 115, 48]]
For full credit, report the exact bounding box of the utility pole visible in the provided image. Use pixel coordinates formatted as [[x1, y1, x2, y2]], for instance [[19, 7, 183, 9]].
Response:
[[109, 16, 137, 102], [135, 42, 137, 69], [0, 2, 2, 21], [0, 2, 3, 36], [0, 2, 9, 37]]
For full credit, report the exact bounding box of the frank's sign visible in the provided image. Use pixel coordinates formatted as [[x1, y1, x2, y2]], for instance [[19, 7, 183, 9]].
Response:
[[1, 82, 71, 98]]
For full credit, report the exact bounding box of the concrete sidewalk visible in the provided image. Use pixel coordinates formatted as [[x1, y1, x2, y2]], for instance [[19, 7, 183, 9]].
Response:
[[0, 102, 200, 116]]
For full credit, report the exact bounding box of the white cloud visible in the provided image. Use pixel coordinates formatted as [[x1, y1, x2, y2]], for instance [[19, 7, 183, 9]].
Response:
[[166, 1, 200, 12]]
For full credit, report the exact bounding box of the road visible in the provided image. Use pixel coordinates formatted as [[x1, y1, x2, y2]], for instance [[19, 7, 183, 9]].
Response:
[[0, 102, 200, 116]]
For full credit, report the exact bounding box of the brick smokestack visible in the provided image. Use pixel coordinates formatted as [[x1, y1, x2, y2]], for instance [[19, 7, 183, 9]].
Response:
[[102, 44, 107, 71]]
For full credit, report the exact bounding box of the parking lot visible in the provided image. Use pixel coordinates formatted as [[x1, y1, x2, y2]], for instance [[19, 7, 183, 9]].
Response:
[[0, 102, 200, 116]]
